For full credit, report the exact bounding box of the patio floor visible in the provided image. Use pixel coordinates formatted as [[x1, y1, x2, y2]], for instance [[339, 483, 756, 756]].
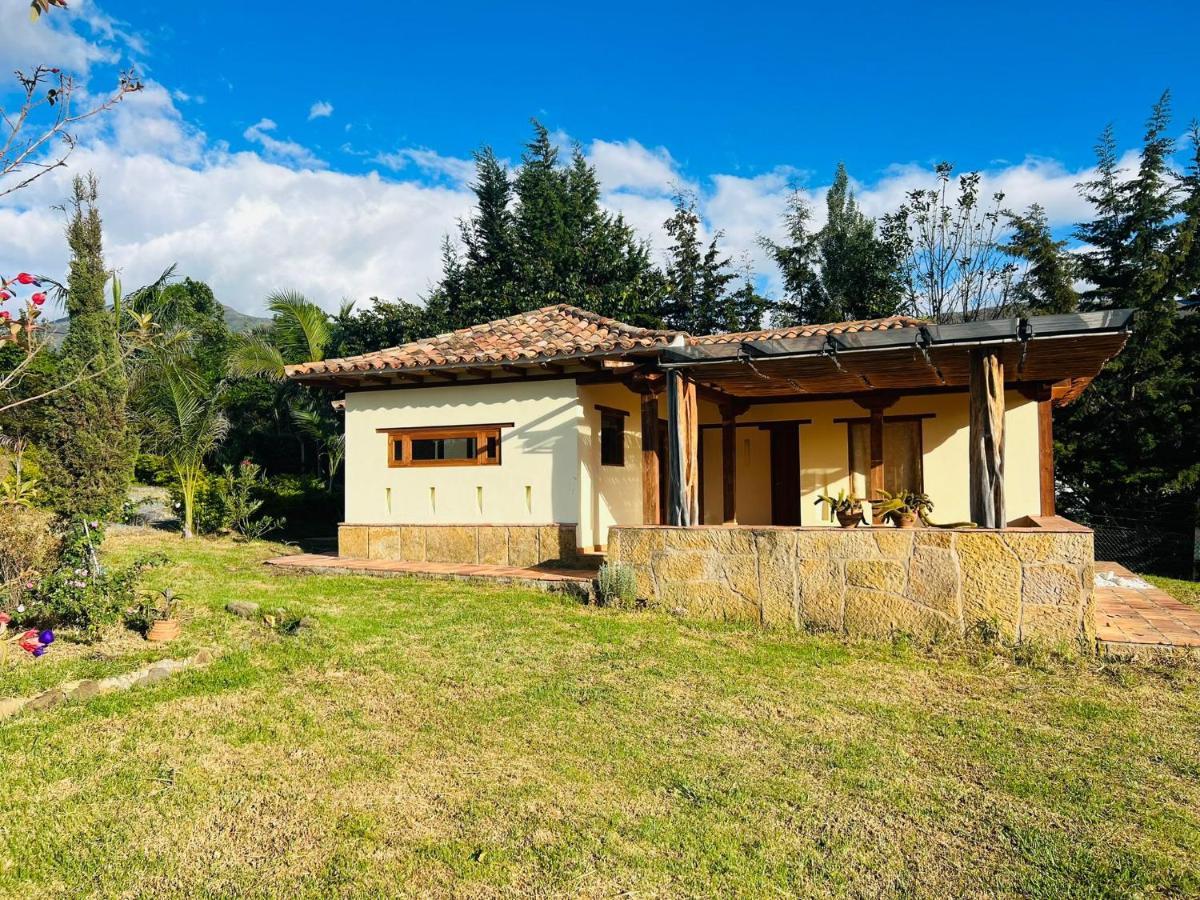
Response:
[[266, 552, 597, 589], [1094, 562, 1200, 656]]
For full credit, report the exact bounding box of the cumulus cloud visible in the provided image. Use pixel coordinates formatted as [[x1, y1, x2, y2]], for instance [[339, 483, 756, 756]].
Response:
[[374, 147, 476, 186], [308, 100, 333, 121], [242, 118, 325, 169]]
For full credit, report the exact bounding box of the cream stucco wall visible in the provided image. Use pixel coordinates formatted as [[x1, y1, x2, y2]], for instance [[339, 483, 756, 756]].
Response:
[[343, 380, 582, 527], [698, 390, 1041, 527], [577, 382, 644, 549]]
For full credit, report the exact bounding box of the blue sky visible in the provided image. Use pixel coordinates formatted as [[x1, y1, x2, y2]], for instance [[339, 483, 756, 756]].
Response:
[[1, 0, 1197, 314]]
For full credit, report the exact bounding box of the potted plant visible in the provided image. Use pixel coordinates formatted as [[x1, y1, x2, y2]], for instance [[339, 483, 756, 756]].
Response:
[[814, 490, 864, 527], [137, 588, 182, 642], [873, 490, 934, 528]]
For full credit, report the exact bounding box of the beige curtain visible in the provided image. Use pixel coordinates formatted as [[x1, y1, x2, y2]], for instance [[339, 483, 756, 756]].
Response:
[[848, 420, 923, 496]]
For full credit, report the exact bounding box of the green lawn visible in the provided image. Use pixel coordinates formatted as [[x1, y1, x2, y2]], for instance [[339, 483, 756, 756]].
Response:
[[2, 530, 1199, 898], [1147, 574, 1200, 611]]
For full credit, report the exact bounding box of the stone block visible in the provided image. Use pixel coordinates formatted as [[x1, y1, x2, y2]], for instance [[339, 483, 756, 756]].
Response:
[[507, 527, 539, 568], [70, 679, 102, 701], [478, 526, 510, 565], [1022, 564, 1084, 608], [538, 525, 575, 564], [797, 558, 845, 630], [368, 526, 402, 560], [957, 533, 1022, 640], [659, 581, 756, 622], [1020, 603, 1082, 644], [226, 601, 260, 619], [718, 554, 761, 605], [873, 530, 915, 559], [653, 550, 716, 583], [339, 525, 369, 559], [756, 531, 798, 629], [795, 529, 880, 560], [846, 559, 907, 593], [399, 526, 427, 562], [908, 547, 961, 623], [843, 587, 954, 641], [614, 528, 665, 567], [426, 527, 479, 564], [26, 689, 65, 712], [0, 697, 28, 720], [915, 530, 954, 550], [1004, 532, 1093, 565]]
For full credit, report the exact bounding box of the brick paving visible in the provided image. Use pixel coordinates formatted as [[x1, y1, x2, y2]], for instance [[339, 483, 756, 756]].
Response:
[[266, 552, 597, 585], [1094, 562, 1200, 654]]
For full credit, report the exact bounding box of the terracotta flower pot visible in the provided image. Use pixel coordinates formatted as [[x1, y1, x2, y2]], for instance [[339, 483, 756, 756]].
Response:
[[893, 512, 918, 529], [836, 510, 864, 528], [147, 619, 181, 642]]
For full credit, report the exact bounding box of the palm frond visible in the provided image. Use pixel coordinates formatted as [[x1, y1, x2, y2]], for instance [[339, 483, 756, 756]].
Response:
[[228, 333, 287, 380], [267, 289, 331, 363]]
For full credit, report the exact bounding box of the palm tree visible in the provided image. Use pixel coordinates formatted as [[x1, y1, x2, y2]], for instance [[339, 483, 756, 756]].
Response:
[[134, 352, 228, 538], [228, 289, 333, 379]]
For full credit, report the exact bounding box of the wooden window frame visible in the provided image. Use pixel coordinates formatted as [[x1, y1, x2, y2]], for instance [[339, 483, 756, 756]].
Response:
[[598, 405, 626, 468], [841, 414, 929, 495], [377, 423, 512, 468]]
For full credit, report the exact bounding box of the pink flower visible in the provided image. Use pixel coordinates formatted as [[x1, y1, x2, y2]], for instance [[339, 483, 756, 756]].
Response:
[[31, 293, 46, 306], [0, 612, 10, 625], [15, 273, 38, 285], [0, 291, 10, 301], [0, 311, 10, 321]]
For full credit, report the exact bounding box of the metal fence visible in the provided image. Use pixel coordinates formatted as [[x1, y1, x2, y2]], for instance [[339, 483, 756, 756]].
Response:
[[1065, 499, 1196, 578]]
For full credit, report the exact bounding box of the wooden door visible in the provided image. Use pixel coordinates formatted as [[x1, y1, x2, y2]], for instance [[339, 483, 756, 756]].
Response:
[[769, 424, 801, 526]]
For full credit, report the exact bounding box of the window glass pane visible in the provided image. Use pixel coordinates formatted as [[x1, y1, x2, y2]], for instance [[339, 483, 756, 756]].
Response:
[[392, 438, 404, 462], [600, 412, 624, 466], [848, 422, 870, 498], [411, 436, 477, 461]]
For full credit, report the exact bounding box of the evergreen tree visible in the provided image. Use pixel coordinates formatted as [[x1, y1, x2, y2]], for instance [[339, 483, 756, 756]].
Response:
[[1057, 93, 1199, 517], [763, 163, 908, 325], [38, 173, 136, 519], [1002, 204, 1079, 314], [661, 193, 757, 334]]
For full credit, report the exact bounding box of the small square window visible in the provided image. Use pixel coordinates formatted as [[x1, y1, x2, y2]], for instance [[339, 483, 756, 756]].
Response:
[[600, 410, 625, 467]]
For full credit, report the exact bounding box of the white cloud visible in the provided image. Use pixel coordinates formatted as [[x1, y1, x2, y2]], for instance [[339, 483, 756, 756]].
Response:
[[242, 118, 325, 169], [308, 100, 333, 121], [0, 0, 120, 76], [374, 147, 476, 186], [587, 138, 692, 195]]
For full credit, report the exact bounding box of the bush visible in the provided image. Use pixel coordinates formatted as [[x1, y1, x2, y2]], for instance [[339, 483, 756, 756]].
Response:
[[133, 453, 174, 487], [596, 562, 637, 608], [253, 473, 339, 539], [167, 462, 285, 539], [0, 505, 61, 608]]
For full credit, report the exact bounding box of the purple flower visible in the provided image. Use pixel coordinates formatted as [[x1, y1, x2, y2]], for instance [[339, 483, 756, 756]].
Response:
[[38, 629, 54, 645], [32, 646, 46, 657]]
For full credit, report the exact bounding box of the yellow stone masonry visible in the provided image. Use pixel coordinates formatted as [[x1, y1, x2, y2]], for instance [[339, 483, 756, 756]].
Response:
[[338, 524, 578, 568]]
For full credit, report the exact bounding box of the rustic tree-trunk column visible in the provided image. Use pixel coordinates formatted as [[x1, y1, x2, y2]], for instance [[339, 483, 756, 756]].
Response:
[[666, 369, 699, 526], [721, 403, 737, 524], [969, 349, 1006, 527], [640, 391, 660, 524]]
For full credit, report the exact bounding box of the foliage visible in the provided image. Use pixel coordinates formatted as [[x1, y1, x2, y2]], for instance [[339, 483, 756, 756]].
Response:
[[0, 504, 60, 608], [1057, 93, 1200, 514], [873, 489, 934, 525], [596, 562, 637, 608], [252, 473, 340, 539], [129, 588, 181, 632], [661, 192, 765, 334], [36, 174, 137, 520], [813, 490, 862, 514], [883, 162, 1018, 323], [133, 452, 174, 487], [764, 163, 909, 326], [425, 122, 664, 330], [1001, 204, 1079, 314]]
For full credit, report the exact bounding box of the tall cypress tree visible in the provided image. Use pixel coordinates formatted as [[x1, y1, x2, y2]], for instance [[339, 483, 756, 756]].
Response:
[[1002, 204, 1079, 314], [661, 192, 753, 334], [39, 174, 136, 519]]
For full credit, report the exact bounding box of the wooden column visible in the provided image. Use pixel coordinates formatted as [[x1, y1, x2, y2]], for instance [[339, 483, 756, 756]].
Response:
[[969, 349, 1006, 528], [666, 369, 699, 526], [1038, 396, 1055, 517], [640, 391, 661, 524], [720, 403, 737, 524], [869, 407, 885, 498]]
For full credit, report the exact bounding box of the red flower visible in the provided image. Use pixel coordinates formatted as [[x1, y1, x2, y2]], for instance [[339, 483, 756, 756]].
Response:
[[0, 291, 10, 301], [15, 273, 38, 285], [0, 612, 11, 625], [31, 293, 46, 306], [0, 311, 10, 321]]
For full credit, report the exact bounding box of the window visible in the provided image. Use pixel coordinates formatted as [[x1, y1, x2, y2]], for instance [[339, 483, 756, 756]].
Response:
[[382, 424, 506, 468], [598, 406, 626, 467], [848, 418, 924, 496]]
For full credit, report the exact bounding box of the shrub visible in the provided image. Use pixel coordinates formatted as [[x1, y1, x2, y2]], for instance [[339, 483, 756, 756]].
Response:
[[253, 473, 339, 539], [0, 505, 61, 608], [596, 562, 637, 608], [166, 462, 285, 539], [133, 452, 174, 487]]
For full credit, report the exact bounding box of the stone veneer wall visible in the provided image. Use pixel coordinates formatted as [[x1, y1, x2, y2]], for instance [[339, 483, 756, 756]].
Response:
[[339, 523, 578, 568], [608, 526, 1095, 645]]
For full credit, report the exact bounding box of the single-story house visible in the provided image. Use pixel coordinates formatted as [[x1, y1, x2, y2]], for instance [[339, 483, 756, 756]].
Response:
[[287, 303, 1132, 644]]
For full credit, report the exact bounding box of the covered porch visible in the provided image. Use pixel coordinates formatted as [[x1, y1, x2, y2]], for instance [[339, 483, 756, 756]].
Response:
[[636, 311, 1132, 531]]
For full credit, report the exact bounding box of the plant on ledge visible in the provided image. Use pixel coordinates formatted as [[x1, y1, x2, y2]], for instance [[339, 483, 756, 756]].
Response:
[[873, 490, 934, 528], [814, 490, 864, 527]]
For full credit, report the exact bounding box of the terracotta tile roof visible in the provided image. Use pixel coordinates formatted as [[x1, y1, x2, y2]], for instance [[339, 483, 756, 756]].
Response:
[[693, 315, 924, 344], [285, 303, 682, 378]]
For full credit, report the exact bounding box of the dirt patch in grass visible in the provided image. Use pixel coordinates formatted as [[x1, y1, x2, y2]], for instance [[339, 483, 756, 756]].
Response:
[[1, 530, 1198, 897]]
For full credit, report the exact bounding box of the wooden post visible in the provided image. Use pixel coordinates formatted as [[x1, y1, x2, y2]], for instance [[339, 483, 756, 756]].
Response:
[[1038, 397, 1055, 517], [721, 403, 737, 524], [666, 369, 699, 526], [640, 391, 660, 524], [869, 407, 885, 498], [969, 349, 1005, 528]]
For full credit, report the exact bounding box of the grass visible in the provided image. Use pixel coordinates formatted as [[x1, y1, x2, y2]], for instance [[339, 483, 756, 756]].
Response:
[[2, 529, 1199, 897], [1147, 574, 1200, 611]]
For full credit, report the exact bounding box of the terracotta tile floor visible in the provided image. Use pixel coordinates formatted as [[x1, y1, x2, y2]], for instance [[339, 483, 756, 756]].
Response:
[[266, 552, 597, 584], [1094, 562, 1200, 651]]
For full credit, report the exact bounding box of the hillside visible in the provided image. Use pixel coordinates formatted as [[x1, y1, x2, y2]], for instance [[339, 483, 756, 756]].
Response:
[[41, 303, 271, 346]]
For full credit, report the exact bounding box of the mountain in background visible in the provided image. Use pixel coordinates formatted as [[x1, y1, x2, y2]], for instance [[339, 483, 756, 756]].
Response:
[[41, 303, 271, 346]]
